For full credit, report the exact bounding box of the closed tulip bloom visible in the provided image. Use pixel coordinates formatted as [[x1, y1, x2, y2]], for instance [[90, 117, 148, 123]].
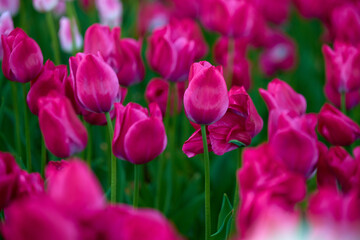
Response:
[[147, 18, 207, 82], [293, 0, 343, 21], [0, 11, 14, 60], [112, 102, 167, 164], [2, 28, 43, 83], [323, 42, 360, 95], [16, 170, 44, 199], [184, 61, 229, 125], [69, 53, 120, 113], [58, 17, 83, 54], [0, 0, 19, 16], [0, 152, 20, 209], [33, 0, 59, 12], [27, 60, 67, 115], [259, 78, 306, 116], [200, 0, 265, 39], [38, 94, 88, 158], [318, 103, 360, 146]]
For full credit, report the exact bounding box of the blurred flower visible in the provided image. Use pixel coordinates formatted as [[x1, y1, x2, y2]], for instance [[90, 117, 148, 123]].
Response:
[[58, 17, 83, 54], [318, 103, 360, 146], [2, 28, 43, 83], [293, 0, 343, 21], [53, 0, 66, 16], [112, 102, 167, 164], [95, 0, 122, 28], [69, 53, 120, 113], [184, 61, 228, 125], [247, 0, 291, 25], [27, 60, 67, 115], [147, 18, 207, 82], [171, 0, 200, 19], [33, 0, 59, 12], [0, 11, 13, 60], [138, 2, 170, 36], [84, 24, 145, 87], [0, 0, 19, 16], [79, 0, 94, 10], [38, 94, 88, 158]]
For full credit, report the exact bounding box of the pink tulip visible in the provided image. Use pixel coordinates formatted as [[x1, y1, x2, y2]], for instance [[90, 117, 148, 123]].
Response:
[[0, 152, 20, 209], [69, 53, 120, 113], [324, 82, 360, 110], [95, 0, 122, 27], [184, 61, 228, 125], [47, 159, 106, 215], [147, 18, 207, 82], [79, 0, 94, 10], [27, 60, 67, 115], [0, 0, 19, 16], [38, 94, 88, 158], [200, 0, 265, 39], [259, 31, 296, 76], [45, 160, 69, 181], [248, 0, 291, 25], [318, 103, 360, 146], [330, 3, 360, 46], [112, 102, 167, 164], [15, 170, 44, 199], [0, 11, 14, 60], [213, 37, 251, 89], [2, 28, 43, 83], [259, 78, 306, 116], [293, 0, 343, 21], [171, 0, 200, 18], [84, 24, 145, 87], [137, 2, 170, 36], [33, 0, 59, 12], [58, 17, 83, 54]]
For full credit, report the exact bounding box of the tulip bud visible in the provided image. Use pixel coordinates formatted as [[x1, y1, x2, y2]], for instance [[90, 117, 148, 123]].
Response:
[[318, 103, 360, 146], [58, 17, 83, 54], [38, 94, 88, 158], [259, 78, 306, 116], [112, 102, 167, 164], [0, 11, 14, 60], [69, 53, 120, 113], [27, 60, 67, 115], [0, 152, 20, 209], [324, 82, 360, 110], [33, 0, 59, 12], [0, 0, 19, 16], [2, 28, 43, 83], [95, 0, 122, 28], [147, 18, 207, 82]]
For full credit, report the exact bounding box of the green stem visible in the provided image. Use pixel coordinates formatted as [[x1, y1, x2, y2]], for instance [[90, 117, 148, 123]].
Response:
[[22, 85, 31, 172], [11, 83, 22, 160], [45, 12, 61, 65], [341, 92, 346, 115], [201, 125, 211, 240], [41, 136, 46, 178], [230, 148, 243, 235], [106, 112, 116, 202], [133, 164, 140, 208], [226, 37, 235, 89]]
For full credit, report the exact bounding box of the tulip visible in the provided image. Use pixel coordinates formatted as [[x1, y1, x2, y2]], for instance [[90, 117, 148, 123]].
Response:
[[259, 78, 306, 116], [259, 31, 296, 76], [0, 152, 20, 209], [38, 94, 88, 158], [112, 102, 166, 164], [84, 24, 145, 87], [53, 0, 66, 16], [184, 61, 229, 125], [27, 60, 67, 115], [147, 18, 207, 82], [293, 0, 343, 21], [2, 28, 43, 83], [16, 170, 44, 199], [318, 103, 360, 146], [33, 0, 59, 12], [248, 0, 291, 25], [0, 0, 19, 16], [330, 3, 360, 46], [200, 0, 265, 40], [324, 82, 360, 110], [137, 2, 170, 36], [69, 53, 120, 113], [0, 11, 14, 60], [95, 0, 122, 27], [58, 17, 83, 54], [171, 0, 200, 19]]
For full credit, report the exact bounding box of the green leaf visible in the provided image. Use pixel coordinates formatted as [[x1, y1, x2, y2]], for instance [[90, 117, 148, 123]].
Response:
[[210, 194, 233, 240], [228, 140, 246, 147]]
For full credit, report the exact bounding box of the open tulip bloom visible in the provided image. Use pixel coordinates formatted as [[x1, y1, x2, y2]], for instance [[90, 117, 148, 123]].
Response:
[[3, 2, 360, 240]]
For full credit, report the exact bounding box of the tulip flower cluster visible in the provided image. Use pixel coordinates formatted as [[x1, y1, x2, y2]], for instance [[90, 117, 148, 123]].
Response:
[[1, 1, 360, 240]]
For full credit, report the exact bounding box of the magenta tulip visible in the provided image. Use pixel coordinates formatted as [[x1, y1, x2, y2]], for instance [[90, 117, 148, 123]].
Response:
[[137, 2, 170, 36], [112, 102, 167, 164], [0, 152, 20, 209], [324, 82, 360, 110], [38, 94, 88, 158], [27, 60, 67, 115], [171, 0, 200, 18], [0, 11, 13, 60], [147, 18, 207, 82], [318, 103, 360, 146], [69, 53, 120, 113], [293, 0, 343, 21], [2, 28, 43, 83], [259, 78, 306, 116], [248, 0, 291, 25], [184, 61, 229, 125]]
